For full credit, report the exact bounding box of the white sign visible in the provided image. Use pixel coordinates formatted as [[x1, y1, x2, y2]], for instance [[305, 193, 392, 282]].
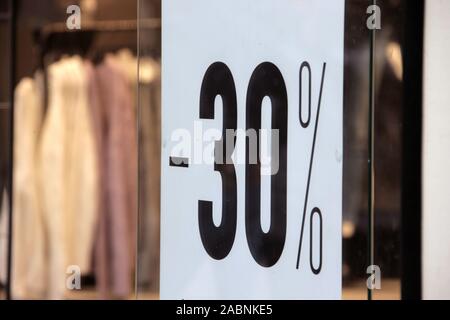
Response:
[[161, 0, 344, 299]]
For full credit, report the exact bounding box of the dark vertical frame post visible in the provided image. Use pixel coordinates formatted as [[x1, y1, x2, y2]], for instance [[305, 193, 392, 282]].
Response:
[[6, 0, 16, 301], [367, 0, 376, 301], [401, 0, 424, 300]]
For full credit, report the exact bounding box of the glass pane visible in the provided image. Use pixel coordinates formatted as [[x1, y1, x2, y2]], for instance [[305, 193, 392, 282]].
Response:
[[136, 0, 161, 300], [372, 0, 404, 300], [342, 0, 371, 300], [137, 0, 383, 300], [10, 0, 139, 300], [2, 0, 410, 301]]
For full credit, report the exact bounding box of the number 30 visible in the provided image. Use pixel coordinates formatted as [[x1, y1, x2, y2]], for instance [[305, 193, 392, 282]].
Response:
[[198, 62, 288, 268]]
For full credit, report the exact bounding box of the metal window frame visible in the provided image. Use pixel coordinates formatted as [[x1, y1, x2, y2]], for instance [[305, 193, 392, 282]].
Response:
[[401, 0, 424, 300]]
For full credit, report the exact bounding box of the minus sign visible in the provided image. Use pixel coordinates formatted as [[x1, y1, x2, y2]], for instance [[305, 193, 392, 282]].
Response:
[[169, 156, 190, 168]]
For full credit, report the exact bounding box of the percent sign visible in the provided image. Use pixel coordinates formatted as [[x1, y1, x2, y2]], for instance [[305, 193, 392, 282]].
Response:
[[296, 62, 327, 274]]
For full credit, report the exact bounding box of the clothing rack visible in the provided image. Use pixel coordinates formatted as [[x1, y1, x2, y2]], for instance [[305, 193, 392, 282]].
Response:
[[34, 18, 161, 58], [39, 18, 161, 37], [33, 18, 161, 114]]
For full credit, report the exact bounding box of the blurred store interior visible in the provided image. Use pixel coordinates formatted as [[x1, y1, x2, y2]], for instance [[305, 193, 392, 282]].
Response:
[[0, 0, 405, 300]]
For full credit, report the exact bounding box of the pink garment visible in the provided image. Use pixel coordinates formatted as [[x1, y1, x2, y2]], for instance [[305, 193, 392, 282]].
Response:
[[88, 59, 137, 299]]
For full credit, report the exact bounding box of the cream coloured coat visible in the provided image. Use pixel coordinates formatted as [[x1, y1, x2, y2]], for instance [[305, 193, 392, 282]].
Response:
[[38, 57, 99, 299], [11, 76, 46, 299]]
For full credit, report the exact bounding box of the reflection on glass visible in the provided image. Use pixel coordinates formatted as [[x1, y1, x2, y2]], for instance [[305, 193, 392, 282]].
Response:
[[342, 0, 403, 300], [137, 0, 161, 300], [372, 0, 404, 300]]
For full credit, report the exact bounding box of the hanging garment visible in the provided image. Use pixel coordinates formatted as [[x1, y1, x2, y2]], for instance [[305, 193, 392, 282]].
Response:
[[11, 76, 46, 299], [39, 57, 99, 299], [110, 49, 138, 97], [91, 57, 137, 299]]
